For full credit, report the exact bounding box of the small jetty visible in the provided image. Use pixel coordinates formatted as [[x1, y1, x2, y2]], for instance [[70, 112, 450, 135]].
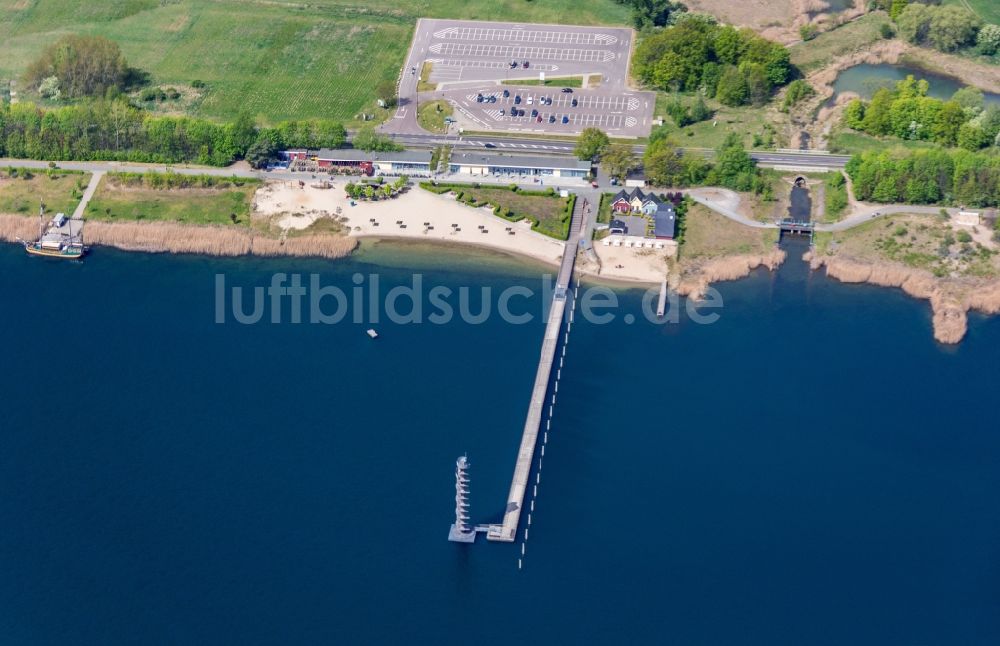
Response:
[[656, 279, 667, 317], [18, 204, 87, 260]]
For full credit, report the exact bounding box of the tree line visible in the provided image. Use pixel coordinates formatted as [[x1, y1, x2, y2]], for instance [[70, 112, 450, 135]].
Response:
[[643, 130, 773, 197], [868, 1, 999, 56], [847, 147, 1000, 207], [0, 99, 346, 166], [842, 75, 999, 150], [633, 14, 793, 106]]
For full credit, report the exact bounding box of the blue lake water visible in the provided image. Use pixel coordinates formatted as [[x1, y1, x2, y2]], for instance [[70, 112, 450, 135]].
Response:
[[1, 242, 999, 644]]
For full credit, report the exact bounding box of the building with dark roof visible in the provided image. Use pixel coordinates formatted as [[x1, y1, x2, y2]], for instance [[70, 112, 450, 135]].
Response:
[[653, 203, 676, 240]]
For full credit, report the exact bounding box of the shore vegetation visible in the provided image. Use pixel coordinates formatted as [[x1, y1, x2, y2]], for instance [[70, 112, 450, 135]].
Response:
[[814, 212, 999, 278]]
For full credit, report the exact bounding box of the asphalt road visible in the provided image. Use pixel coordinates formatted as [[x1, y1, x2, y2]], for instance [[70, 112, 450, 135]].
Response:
[[388, 132, 853, 169]]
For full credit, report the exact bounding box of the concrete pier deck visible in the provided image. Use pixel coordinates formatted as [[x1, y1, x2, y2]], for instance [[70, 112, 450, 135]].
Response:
[[488, 193, 589, 542]]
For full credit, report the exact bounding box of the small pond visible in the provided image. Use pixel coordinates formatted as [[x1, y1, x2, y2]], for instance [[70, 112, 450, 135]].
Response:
[[832, 63, 1000, 106]]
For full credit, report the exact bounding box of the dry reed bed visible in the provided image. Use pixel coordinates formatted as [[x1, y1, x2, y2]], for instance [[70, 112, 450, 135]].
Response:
[[0, 214, 357, 259]]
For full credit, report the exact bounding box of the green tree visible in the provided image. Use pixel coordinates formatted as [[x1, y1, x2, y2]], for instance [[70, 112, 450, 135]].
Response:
[[897, 3, 934, 45], [37, 76, 61, 101], [24, 35, 130, 99], [782, 79, 815, 112], [643, 138, 686, 186], [951, 87, 985, 114], [630, 0, 686, 29], [602, 145, 638, 181], [957, 122, 990, 150], [927, 6, 981, 52], [861, 87, 895, 135], [690, 95, 711, 122], [977, 24, 1000, 55], [890, 0, 908, 21], [715, 66, 749, 106], [844, 99, 866, 129], [376, 80, 398, 108], [353, 126, 402, 152], [713, 26, 748, 65], [574, 127, 610, 161], [246, 131, 279, 169], [714, 133, 755, 190], [933, 100, 967, 146]]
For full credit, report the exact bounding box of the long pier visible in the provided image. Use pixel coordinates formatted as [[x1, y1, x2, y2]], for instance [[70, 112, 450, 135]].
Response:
[[487, 193, 588, 542]]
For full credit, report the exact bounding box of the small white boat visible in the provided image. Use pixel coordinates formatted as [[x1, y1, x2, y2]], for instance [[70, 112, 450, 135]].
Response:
[[366, 329, 378, 339]]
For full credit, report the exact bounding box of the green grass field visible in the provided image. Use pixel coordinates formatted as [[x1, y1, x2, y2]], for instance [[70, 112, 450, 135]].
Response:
[[0, 168, 87, 216], [87, 176, 258, 225], [503, 76, 585, 88], [417, 100, 453, 134], [944, 0, 1000, 24], [827, 129, 942, 154], [654, 94, 786, 150], [0, 0, 629, 124], [789, 12, 892, 74]]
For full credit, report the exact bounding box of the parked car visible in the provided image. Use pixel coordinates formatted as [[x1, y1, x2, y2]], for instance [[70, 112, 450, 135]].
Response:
[[562, 115, 569, 124], [531, 109, 538, 117], [502, 89, 510, 98], [510, 61, 518, 68], [536, 115, 542, 123], [527, 96, 533, 105], [591, 181, 599, 188], [514, 95, 521, 104], [476, 94, 484, 102], [499, 108, 505, 116], [548, 115, 555, 123], [523, 61, 530, 68], [610, 177, 619, 186], [484, 142, 496, 148], [571, 98, 578, 107], [561, 88, 573, 93]]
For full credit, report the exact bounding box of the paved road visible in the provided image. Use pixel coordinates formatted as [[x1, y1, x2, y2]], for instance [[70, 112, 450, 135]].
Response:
[[385, 133, 853, 169], [687, 190, 778, 230]]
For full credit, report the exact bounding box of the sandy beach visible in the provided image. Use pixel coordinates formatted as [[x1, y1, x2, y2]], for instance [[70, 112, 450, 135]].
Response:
[[254, 180, 568, 268]]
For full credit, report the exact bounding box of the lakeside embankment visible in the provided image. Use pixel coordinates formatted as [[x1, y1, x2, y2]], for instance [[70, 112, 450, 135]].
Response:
[[0, 214, 357, 259], [807, 252, 1000, 343]]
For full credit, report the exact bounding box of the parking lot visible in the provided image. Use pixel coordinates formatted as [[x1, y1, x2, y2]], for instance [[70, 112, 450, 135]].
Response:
[[389, 18, 656, 138]]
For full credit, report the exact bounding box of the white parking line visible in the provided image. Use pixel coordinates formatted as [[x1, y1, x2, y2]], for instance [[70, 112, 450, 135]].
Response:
[[432, 58, 558, 73], [429, 43, 615, 63], [432, 27, 619, 45]]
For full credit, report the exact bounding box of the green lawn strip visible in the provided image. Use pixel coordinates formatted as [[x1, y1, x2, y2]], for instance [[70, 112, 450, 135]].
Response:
[[0, 168, 88, 216], [87, 172, 259, 225], [502, 76, 584, 88], [420, 181, 573, 239]]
